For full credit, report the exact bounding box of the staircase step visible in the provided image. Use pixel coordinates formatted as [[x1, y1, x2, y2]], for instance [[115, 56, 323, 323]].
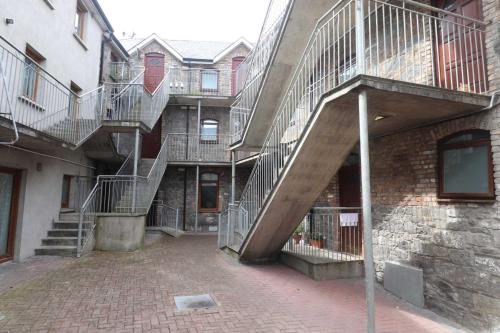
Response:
[[58, 213, 81, 221], [35, 246, 76, 256], [53, 222, 91, 229], [42, 237, 78, 246], [47, 229, 82, 237]]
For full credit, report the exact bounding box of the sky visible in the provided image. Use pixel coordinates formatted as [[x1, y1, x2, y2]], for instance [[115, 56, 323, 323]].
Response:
[[99, 0, 270, 43]]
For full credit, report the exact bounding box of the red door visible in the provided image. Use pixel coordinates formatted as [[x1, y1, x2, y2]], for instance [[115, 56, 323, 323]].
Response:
[[141, 116, 162, 158], [231, 56, 245, 96], [433, 0, 487, 92], [337, 164, 363, 255], [144, 53, 165, 93]]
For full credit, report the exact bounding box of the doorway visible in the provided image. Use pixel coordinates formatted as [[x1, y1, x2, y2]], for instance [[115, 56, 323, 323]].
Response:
[[231, 56, 245, 96], [141, 116, 162, 158], [0, 167, 21, 263], [337, 163, 363, 255], [433, 0, 487, 92], [144, 53, 165, 93]]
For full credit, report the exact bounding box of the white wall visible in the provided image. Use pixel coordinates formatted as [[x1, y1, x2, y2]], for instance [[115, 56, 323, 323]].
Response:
[[0, 0, 106, 92], [0, 147, 94, 260]]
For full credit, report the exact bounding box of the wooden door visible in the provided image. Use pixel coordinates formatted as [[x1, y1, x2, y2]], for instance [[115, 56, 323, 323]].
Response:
[[231, 56, 245, 96], [144, 53, 165, 93], [0, 167, 21, 263], [433, 0, 487, 92], [141, 116, 162, 158], [337, 164, 363, 255]]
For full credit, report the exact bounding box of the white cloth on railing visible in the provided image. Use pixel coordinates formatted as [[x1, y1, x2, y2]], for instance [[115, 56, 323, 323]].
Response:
[[339, 213, 358, 227]]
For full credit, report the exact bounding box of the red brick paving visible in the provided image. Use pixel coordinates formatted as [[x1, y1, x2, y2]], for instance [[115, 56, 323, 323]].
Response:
[[0, 234, 464, 332]]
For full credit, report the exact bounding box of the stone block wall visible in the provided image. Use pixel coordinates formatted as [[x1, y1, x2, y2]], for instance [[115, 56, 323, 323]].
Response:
[[368, 108, 500, 331]]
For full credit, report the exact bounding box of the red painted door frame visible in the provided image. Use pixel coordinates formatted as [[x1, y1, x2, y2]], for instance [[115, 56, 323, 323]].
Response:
[[231, 56, 245, 96], [0, 167, 21, 263]]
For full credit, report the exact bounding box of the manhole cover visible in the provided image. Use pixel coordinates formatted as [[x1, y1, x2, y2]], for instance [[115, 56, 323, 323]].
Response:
[[174, 294, 216, 310]]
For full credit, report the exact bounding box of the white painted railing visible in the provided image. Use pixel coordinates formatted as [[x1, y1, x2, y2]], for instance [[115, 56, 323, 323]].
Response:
[[228, 0, 487, 250], [146, 200, 180, 236], [282, 207, 363, 261], [165, 133, 232, 163]]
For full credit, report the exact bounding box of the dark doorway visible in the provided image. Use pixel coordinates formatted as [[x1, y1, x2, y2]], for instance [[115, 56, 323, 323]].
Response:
[[141, 116, 162, 158]]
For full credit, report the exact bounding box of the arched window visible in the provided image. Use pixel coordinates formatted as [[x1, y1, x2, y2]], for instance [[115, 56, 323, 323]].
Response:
[[199, 173, 219, 212], [438, 129, 494, 199], [200, 119, 218, 142]]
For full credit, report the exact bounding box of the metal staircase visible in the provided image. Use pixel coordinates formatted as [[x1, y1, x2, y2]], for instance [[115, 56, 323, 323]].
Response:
[[222, 0, 489, 260]]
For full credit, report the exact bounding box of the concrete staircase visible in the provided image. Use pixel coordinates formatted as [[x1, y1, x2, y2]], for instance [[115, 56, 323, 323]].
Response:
[[45, 118, 99, 144], [35, 212, 89, 256]]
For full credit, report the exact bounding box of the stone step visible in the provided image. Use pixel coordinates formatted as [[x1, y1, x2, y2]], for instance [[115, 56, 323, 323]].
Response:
[[35, 246, 76, 257], [47, 229, 83, 238], [42, 237, 78, 246]]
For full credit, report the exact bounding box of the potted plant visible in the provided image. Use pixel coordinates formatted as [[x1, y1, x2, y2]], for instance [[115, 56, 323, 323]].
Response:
[[310, 232, 325, 249], [292, 224, 304, 244]]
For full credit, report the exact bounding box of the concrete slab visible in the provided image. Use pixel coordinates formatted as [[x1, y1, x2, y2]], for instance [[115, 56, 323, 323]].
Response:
[[95, 215, 145, 252], [383, 261, 425, 308]]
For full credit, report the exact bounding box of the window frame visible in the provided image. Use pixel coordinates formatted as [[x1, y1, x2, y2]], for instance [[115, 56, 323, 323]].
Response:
[[200, 119, 219, 144], [200, 69, 219, 92], [437, 129, 495, 200], [23, 46, 44, 102], [74, 0, 87, 40], [198, 172, 220, 213]]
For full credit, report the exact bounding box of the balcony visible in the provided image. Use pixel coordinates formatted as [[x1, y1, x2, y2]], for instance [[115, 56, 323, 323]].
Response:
[[231, 0, 492, 150], [167, 68, 242, 105], [109, 62, 143, 82], [165, 133, 232, 164]]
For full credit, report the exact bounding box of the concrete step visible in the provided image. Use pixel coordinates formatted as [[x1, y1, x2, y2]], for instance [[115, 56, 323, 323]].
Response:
[[58, 213, 81, 221], [53, 222, 91, 229], [42, 237, 78, 246], [35, 246, 76, 256], [47, 229, 82, 237]]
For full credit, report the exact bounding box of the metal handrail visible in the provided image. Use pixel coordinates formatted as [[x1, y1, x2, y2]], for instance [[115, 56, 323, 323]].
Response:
[[232, 0, 488, 249]]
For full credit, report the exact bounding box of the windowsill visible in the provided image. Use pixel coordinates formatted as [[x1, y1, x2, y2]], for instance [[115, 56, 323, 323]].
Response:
[[17, 96, 45, 112], [437, 198, 496, 204], [42, 0, 55, 9], [73, 33, 88, 50]]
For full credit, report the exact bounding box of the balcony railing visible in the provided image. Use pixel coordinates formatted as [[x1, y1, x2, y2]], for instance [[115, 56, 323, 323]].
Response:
[[168, 68, 238, 97], [165, 133, 232, 163], [228, 0, 488, 247], [230, 0, 292, 141], [0, 36, 171, 147], [109, 62, 144, 82]]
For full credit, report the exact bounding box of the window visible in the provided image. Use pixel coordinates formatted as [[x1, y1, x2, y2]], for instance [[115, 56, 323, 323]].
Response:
[[23, 46, 44, 101], [200, 119, 218, 142], [74, 0, 87, 40], [438, 129, 494, 199], [201, 69, 218, 91], [199, 173, 219, 212]]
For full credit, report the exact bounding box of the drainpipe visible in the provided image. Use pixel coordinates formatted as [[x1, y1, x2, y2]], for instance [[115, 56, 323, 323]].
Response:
[[195, 165, 199, 233], [356, 0, 375, 332], [197, 99, 201, 160], [132, 128, 140, 213]]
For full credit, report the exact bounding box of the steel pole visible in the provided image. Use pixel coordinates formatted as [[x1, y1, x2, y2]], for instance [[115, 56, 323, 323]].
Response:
[[359, 89, 375, 333], [231, 150, 236, 204], [197, 99, 201, 160], [132, 128, 140, 213], [195, 165, 199, 233]]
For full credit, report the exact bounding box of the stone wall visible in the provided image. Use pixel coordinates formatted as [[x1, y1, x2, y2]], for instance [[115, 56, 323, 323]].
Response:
[[158, 166, 251, 232], [368, 108, 500, 332]]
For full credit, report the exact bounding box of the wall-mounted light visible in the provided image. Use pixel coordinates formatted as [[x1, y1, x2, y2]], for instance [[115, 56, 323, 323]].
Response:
[[5, 18, 14, 25]]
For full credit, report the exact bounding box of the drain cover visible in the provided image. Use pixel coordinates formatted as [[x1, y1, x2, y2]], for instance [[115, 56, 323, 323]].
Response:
[[174, 294, 216, 310]]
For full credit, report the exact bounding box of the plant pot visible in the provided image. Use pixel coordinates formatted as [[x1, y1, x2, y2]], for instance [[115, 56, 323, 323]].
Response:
[[310, 239, 324, 249], [292, 234, 302, 244]]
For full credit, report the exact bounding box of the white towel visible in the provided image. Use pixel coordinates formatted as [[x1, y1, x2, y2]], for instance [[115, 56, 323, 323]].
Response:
[[339, 213, 358, 227]]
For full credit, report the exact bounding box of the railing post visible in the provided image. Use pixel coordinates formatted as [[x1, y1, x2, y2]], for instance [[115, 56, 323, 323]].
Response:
[[197, 99, 201, 161], [195, 165, 199, 232], [77, 211, 83, 258], [359, 89, 375, 333], [132, 128, 140, 213], [175, 208, 179, 237], [355, 0, 366, 75], [231, 150, 236, 204]]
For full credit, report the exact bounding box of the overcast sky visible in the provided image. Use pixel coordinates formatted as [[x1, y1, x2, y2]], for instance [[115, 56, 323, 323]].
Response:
[[99, 0, 269, 42]]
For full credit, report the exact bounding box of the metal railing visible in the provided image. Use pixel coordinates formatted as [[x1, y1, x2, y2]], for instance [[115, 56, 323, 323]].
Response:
[[282, 207, 363, 261], [230, 0, 292, 141], [146, 200, 180, 236], [0, 36, 104, 146], [109, 62, 144, 82], [65, 176, 97, 212], [168, 68, 237, 97], [103, 70, 171, 129], [165, 133, 232, 163], [229, 0, 488, 249]]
